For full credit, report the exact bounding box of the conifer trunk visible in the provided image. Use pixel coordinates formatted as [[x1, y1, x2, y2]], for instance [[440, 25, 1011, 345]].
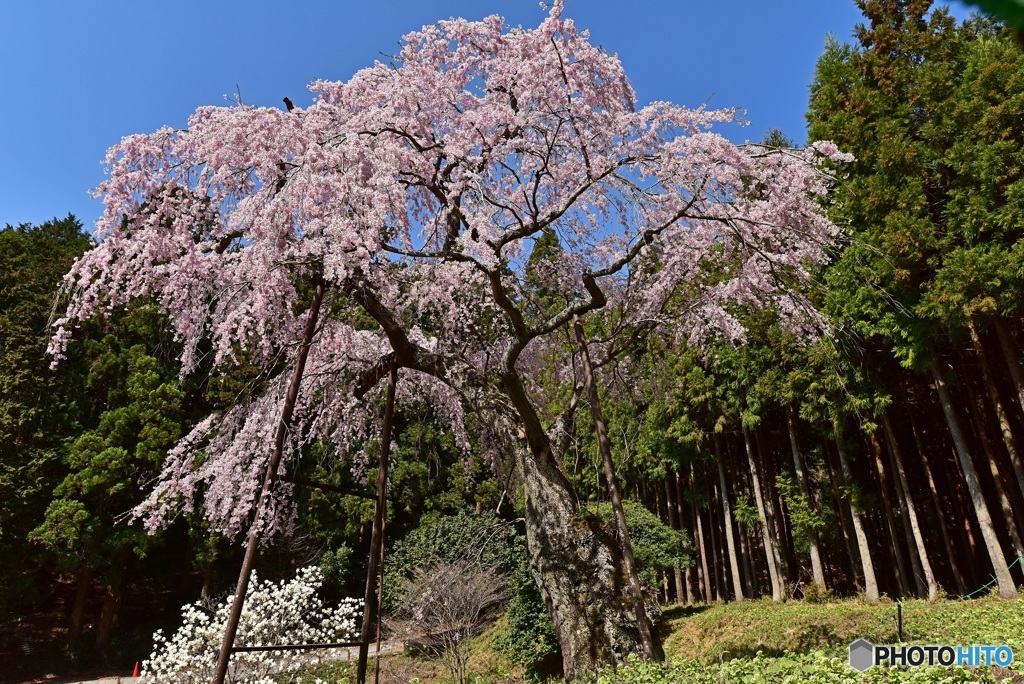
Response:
[[707, 477, 723, 601], [741, 419, 783, 600], [834, 439, 879, 602], [969, 319, 1024, 502], [693, 499, 712, 602], [715, 436, 744, 601], [665, 478, 686, 605], [573, 318, 656, 660], [994, 318, 1024, 417], [68, 564, 94, 651], [786, 411, 826, 592], [909, 416, 967, 595], [675, 472, 696, 605], [868, 430, 911, 596], [882, 413, 938, 600], [963, 375, 1024, 559], [930, 361, 1018, 598], [824, 441, 859, 592]]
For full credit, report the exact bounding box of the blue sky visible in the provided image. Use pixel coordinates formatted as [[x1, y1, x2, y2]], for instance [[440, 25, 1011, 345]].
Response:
[[1, 1, 972, 231]]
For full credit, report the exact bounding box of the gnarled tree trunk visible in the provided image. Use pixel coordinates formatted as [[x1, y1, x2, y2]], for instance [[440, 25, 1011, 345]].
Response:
[[438, 359, 660, 677]]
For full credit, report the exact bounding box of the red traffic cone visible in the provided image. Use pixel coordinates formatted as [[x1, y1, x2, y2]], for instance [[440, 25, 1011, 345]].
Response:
[[132, 661, 141, 677]]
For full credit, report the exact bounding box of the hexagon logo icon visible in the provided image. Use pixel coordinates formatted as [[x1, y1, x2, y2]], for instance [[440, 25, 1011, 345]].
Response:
[[849, 638, 875, 672]]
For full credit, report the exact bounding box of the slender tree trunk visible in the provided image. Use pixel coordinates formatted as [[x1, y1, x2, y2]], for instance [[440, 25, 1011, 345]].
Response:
[[693, 501, 712, 602], [951, 447, 984, 588], [881, 421, 927, 598], [908, 416, 967, 595], [930, 361, 1018, 598], [665, 478, 686, 605], [834, 439, 879, 602], [963, 374, 1024, 560], [756, 428, 794, 588], [202, 561, 215, 600], [707, 481, 723, 601], [823, 442, 858, 592], [741, 419, 783, 600], [970, 318, 1024, 502], [737, 522, 755, 597], [676, 471, 696, 605], [868, 430, 911, 596], [714, 436, 744, 601], [786, 411, 826, 592], [882, 413, 938, 600], [729, 446, 758, 596], [574, 317, 656, 659], [994, 318, 1024, 417]]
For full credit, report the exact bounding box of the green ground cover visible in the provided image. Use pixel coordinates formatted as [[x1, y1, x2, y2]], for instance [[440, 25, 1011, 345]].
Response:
[[286, 594, 1024, 683]]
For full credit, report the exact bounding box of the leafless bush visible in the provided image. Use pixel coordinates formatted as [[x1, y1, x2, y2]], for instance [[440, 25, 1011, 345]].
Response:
[[389, 558, 508, 684]]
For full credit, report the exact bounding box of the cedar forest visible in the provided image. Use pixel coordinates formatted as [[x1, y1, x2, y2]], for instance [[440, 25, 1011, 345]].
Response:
[[3, 0, 1024, 681]]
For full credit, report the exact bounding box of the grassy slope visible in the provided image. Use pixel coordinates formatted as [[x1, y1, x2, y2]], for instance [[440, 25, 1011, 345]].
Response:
[[291, 596, 1024, 683], [662, 594, 1024, 663]]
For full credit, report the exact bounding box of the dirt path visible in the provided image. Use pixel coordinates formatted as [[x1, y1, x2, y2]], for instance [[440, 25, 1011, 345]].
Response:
[[62, 640, 407, 684]]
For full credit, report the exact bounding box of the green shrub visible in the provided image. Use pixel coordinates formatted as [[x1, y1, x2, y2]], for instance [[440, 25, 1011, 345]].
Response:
[[384, 509, 559, 677]]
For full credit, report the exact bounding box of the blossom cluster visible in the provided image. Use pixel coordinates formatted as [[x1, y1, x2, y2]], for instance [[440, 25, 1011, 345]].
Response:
[[51, 0, 848, 543], [141, 566, 360, 683]]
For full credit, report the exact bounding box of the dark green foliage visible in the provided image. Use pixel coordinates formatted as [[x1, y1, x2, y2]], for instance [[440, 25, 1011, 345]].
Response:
[[384, 510, 524, 610], [585, 500, 692, 588], [0, 217, 91, 614]]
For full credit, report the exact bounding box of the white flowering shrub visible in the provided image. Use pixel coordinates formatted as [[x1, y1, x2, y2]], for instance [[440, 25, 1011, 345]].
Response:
[[141, 565, 361, 683]]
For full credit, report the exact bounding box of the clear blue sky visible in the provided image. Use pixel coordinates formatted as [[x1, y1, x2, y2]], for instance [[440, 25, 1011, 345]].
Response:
[[0, 1, 972, 231]]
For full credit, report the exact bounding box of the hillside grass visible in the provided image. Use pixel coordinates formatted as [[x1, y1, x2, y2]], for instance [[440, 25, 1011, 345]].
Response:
[[288, 594, 1024, 683], [661, 592, 1024, 664]]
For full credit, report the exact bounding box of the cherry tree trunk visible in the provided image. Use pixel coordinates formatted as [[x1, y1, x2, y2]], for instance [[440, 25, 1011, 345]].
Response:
[[438, 358, 661, 676], [573, 318, 657, 659], [929, 362, 1018, 598], [512, 426, 658, 673], [834, 440, 879, 602]]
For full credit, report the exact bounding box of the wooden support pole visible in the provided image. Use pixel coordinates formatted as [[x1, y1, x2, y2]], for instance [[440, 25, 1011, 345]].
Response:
[[358, 365, 398, 684], [212, 280, 325, 684]]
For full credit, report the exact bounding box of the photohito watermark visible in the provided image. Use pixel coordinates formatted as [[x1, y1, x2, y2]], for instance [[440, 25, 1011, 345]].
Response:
[[848, 639, 1014, 672]]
